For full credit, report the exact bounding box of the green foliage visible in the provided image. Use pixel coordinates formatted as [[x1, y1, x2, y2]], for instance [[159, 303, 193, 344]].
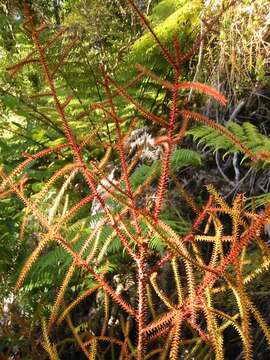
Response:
[[150, 0, 184, 25], [1, 1, 270, 359], [126, 0, 202, 69], [188, 121, 270, 166], [131, 148, 202, 190]]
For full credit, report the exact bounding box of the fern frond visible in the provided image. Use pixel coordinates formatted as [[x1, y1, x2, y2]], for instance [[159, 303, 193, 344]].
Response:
[[0, 144, 68, 192], [150, 272, 174, 309], [184, 260, 197, 323], [134, 65, 227, 105], [15, 233, 52, 292], [244, 257, 270, 284], [181, 111, 257, 161], [143, 309, 176, 337], [42, 318, 60, 360], [89, 338, 97, 360], [206, 184, 230, 212], [188, 121, 270, 166], [48, 263, 76, 330], [202, 298, 224, 360], [169, 311, 183, 360], [171, 257, 183, 305], [230, 284, 253, 360], [245, 296, 270, 347], [48, 169, 78, 225]]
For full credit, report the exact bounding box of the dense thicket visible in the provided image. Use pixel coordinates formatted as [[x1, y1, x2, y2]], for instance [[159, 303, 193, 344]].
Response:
[[0, 1, 270, 359]]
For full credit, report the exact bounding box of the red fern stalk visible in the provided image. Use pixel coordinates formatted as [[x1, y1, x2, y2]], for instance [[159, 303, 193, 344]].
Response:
[[154, 70, 180, 221]]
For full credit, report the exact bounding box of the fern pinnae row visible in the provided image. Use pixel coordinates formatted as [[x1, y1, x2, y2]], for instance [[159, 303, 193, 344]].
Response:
[[230, 277, 253, 360], [176, 82, 227, 106], [181, 110, 257, 161], [169, 311, 183, 360], [150, 272, 174, 309], [13, 172, 136, 318], [15, 233, 52, 292], [48, 262, 76, 331], [155, 69, 180, 217], [42, 318, 60, 360], [245, 296, 270, 347], [51, 36, 79, 78], [48, 168, 78, 225], [184, 259, 197, 324], [195, 234, 233, 243], [105, 74, 169, 128], [0, 144, 69, 192], [89, 338, 97, 360], [134, 64, 227, 106], [244, 257, 270, 284], [136, 249, 148, 359], [53, 234, 136, 317], [172, 257, 183, 305], [201, 298, 224, 360], [101, 291, 110, 336]]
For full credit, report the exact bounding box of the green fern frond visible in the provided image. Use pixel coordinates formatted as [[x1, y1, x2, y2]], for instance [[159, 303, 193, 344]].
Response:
[[188, 121, 270, 167], [130, 148, 201, 190]]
